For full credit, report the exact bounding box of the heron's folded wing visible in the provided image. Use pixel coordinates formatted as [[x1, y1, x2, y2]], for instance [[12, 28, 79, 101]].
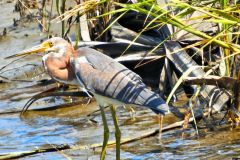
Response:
[[76, 47, 144, 86], [71, 57, 168, 115]]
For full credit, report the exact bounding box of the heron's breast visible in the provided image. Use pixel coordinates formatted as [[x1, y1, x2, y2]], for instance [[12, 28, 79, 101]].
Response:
[[93, 92, 126, 107], [42, 54, 78, 85]]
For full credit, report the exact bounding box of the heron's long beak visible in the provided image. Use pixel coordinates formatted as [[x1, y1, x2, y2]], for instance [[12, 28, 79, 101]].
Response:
[[5, 42, 50, 59]]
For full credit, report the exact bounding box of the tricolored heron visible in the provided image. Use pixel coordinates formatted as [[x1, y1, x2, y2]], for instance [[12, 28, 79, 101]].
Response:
[[6, 37, 169, 160]]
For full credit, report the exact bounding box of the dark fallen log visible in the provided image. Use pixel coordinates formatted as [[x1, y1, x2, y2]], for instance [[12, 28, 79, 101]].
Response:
[[73, 40, 164, 59], [74, 41, 162, 55], [111, 22, 167, 46], [164, 41, 230, 111], [183, 76, 240, 111]]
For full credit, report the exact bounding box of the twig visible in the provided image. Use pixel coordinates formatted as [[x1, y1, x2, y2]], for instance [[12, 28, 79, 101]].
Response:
[[21, 91, 89, 114], [183, 76, 239, 90], [0, 144, 70, 160], [0, 55, 28, 72]]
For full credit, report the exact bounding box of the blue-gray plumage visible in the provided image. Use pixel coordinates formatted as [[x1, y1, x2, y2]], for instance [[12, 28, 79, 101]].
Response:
[[71, 47, 169, 115], [76, 47, 144, 86]]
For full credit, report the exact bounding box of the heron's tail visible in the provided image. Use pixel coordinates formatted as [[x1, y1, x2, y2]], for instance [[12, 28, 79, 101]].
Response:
[[145, 97, 170, 115], [114, 80, 170, 115], [150, 103, 170, 115]]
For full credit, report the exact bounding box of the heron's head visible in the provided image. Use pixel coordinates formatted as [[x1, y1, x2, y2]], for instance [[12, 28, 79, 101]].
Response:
[[5, 37, 73, 59]]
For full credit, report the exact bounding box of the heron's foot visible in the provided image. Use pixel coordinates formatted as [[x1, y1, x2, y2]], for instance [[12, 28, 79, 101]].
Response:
[[100, 105, 109, 160], [110, 105, 121, 160]]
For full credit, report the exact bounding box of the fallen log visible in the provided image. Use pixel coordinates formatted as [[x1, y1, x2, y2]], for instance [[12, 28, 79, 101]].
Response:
[[164, 41, 230, 111], [183, 76, 239, 90], [183, 76, 240, 111]]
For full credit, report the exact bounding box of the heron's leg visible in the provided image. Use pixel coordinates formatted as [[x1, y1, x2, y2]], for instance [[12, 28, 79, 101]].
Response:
[[100, 105, 109, 160], [158, 114, 164, 141], [110, 105, 121, 160]]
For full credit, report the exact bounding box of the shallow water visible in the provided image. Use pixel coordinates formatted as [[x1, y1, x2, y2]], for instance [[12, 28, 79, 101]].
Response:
[[0, 1, 240, 160]]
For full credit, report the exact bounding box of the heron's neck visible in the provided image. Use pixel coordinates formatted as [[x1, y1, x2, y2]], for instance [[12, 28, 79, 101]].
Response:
[[44, 48, 76, 82]]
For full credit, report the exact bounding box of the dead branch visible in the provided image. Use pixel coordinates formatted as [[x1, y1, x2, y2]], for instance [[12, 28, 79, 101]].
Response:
[[183, 76, 239, 90], [184, 76, 240, 111], [21, 91, 89, 114]]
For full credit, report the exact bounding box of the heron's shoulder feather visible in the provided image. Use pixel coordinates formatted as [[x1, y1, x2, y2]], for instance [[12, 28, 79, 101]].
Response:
[[75, 47, 144, 85]]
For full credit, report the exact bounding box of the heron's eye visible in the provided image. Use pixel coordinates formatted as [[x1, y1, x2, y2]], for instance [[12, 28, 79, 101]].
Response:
[[49, 42, 53, 47]]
